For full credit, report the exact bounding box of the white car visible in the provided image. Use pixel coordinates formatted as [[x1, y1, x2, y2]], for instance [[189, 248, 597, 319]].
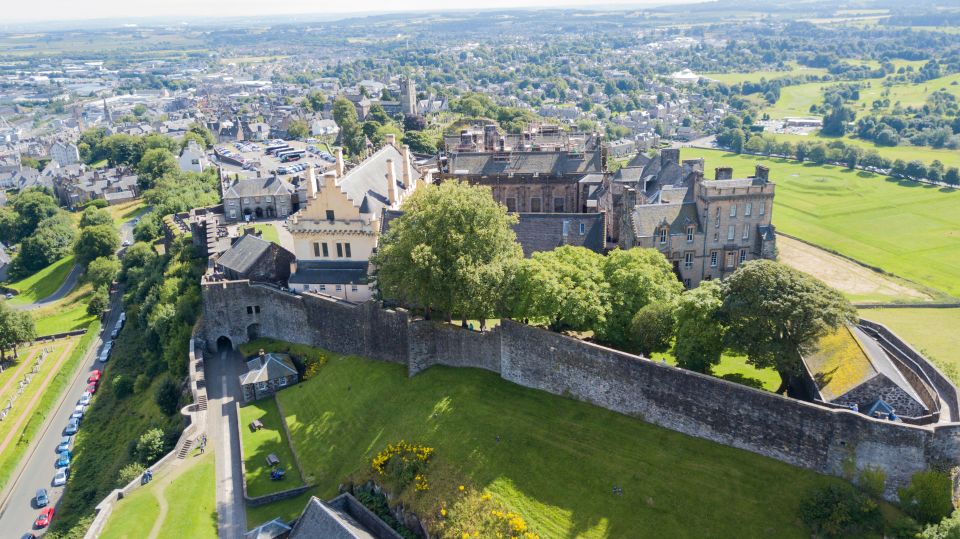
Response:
[[71, 405, 85, 420], [53, 468, 68, 486], [79, 393, 91, 406]]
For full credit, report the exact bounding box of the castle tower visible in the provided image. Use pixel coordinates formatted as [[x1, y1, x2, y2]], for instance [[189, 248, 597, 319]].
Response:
[[400, 77, 417, 116]]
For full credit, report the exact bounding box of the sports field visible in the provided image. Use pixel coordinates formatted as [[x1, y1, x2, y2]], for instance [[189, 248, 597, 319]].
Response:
[[765, 132, 960, 171], [765, 82, 831, 118], [682, 149, 960, 298]]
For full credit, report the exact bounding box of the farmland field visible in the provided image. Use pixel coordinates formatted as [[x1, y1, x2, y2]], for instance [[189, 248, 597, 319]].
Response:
[[682, 149, 960, 298]]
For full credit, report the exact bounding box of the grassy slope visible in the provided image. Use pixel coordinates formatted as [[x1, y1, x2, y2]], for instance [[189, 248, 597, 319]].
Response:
[[255, 351, 856, 538], [239, 399, 304, 497], [858, 308, 960, 382], [856, 73, 960, 111], [5, 255, 76, 305], [32, 284, 96, 335], [53, 321, 181, 531], [102, 452, 217, 539], [682, 149, 960, 298]]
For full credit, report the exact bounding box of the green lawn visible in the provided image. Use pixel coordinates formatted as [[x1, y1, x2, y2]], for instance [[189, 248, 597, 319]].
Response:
[[32, 286, 97, 336], [156, 453, 217, 539], [5, 255, 75, 305], [856, 73, 960, 112], [859, 308, 960, 383], [702, 63, 828, 85], [250, 224, 280, 245], [101, 453, 217, 539], [239, 398, 304, 497], [651, 350, 781, 392], [683, 149, 960, 298], [99, 484, 162, 539], [252, 348, 861, 538], [766, 82, 834, 118]]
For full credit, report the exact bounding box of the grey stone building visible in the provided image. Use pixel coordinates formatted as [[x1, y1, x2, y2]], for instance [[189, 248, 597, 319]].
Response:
[[617, 149, 776, 287], [288, 494, 404, 539], [214, 232, 295, 284], [222, 176, 294, 221]]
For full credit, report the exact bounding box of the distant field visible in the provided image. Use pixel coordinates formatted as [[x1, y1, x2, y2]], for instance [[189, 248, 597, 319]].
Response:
[[859, 308, 960, 383], [682, 149, 960, 298], [764, 132, 960, 172], [856, 72, 960, 112], [703, 64, 828, 85], [766, 82, 833, 118]]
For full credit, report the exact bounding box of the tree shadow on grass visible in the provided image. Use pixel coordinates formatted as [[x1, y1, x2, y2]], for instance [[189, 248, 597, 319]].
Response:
[[718, 373, 766, 390]]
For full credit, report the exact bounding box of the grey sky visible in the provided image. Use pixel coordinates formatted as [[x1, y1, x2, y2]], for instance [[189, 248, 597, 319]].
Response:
[[5, 0, 683, 23]]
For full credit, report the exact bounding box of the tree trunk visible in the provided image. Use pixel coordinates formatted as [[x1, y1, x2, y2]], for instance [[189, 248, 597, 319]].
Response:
[[479, 319, 487, 331], [775, 370, 792, 395], [460, 316, 467, 328]]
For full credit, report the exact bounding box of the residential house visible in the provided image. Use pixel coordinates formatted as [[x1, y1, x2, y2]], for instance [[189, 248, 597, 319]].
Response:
[[239, 352, 299, 403], [49, 141, 80, 165], [178, 140, 208, 173]]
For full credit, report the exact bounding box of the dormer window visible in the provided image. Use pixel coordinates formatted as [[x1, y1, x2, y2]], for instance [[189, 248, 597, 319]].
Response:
[[686, 226, 694, 242], [658, 226, 668, 244]]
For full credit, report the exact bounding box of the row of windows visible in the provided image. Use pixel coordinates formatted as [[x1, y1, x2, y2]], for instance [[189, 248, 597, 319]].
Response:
[[312, 242, 352, 258], [255, 377, 287, 391], [317, 284, 359, 292], [504, 197, 565, 213], [717, 202, 765, 222], [708, 249, 749, 269]]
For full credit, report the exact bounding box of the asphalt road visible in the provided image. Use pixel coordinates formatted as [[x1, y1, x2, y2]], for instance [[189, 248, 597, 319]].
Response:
[[13, 265, 83, 312], [0, 293, 122, 536], [207, 346, 247, 539]]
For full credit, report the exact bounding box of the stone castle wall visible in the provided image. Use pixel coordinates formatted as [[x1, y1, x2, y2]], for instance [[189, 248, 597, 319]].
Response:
[[202, 279, 960, 499]]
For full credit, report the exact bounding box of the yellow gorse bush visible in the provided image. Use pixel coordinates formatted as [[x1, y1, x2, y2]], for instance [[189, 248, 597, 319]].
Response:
[[371, 440, 435, 474]]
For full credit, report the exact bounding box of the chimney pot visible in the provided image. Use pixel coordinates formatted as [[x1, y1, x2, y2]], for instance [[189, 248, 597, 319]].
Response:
[[386, 159, 397, 205]]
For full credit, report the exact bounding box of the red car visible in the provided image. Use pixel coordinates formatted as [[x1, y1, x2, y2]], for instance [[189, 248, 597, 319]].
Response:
[[35, 507, 54, 528], [87, 370, 101, 384], [86, 382, 98, 395]]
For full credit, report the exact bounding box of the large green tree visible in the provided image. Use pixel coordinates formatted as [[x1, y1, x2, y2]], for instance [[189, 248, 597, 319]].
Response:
[[0, 302, 36, 359], [14, 213, 76, 273], [79, 206, 113, 228], [600, 248, 682, 347], [137, 148, 177, 190], [74, 224, 120, 267], [12, 188, 60, 239], [630, 302, 675, 357], [721, 260, 857, 393], [508, 246, 609, 333], [674, 280, 726, 374], [86, 255, 121, 289], [333, 97, 364, 156], [373, 181, 521, 323]]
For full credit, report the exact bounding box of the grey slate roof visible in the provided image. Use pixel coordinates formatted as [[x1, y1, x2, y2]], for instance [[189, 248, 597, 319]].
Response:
[[335, 144, 417, 217], [632, 202, 701, 238], [289, 494, 403, 539], [239, 353, 297, 385], [244, 518, 292, 539], [289, 261, 370, 285], [381, 209, 605, 257], [217, 235, 272, 274], [448, 150, 602, 177], [224, 176, 292, 199]]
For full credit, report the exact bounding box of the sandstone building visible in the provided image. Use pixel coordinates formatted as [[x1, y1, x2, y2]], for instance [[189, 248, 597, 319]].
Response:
[[616, 149, 776, 287]]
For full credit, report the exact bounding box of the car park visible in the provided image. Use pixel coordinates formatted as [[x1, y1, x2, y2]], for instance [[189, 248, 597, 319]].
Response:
[[64, 418, 79, 435], [53, 468, 68, 487], [56, 436, 71, 453], [34, 507, 53, 528], [34, 489, 48, 508], [55, 451, 71, 468]]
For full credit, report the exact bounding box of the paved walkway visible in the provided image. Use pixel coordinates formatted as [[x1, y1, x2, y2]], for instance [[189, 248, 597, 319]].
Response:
[[207, 346, 247, 539], [13, 264, 82, 312]]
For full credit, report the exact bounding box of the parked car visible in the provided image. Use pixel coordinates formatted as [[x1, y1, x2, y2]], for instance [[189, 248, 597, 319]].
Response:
[[55, 451, 71, 468], [34, 507, 54, 528], [64, 418, 79, 435], [70, 405, 85, 421], [86, 382, 98, 395], [56, 436, 71, 453], [34, 488, 48, 508], [87, 370, 101, 384], [20, 533, 35, 539], [52, 468, 68, 487], [79, 392, 91, 406]]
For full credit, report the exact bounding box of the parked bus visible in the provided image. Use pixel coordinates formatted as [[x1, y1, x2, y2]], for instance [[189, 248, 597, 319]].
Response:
[[281, 151, 305, 162], [265, 144, 290, 156]]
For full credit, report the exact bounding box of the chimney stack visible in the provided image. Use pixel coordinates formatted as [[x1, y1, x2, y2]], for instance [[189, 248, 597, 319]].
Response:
[[335, 147, 344, 177], [715, 167, 733, 181], [401, 145, 411, 189], [323, 171, 337, 192], [385, 133, 396, 147], [305, 164, 317, 199], [386, 159, 396, 205], [755, 165, 770, 182]]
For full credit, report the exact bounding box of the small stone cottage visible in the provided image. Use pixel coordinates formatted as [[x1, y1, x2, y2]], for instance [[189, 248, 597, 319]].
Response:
[[239, 351, 299, 403]]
